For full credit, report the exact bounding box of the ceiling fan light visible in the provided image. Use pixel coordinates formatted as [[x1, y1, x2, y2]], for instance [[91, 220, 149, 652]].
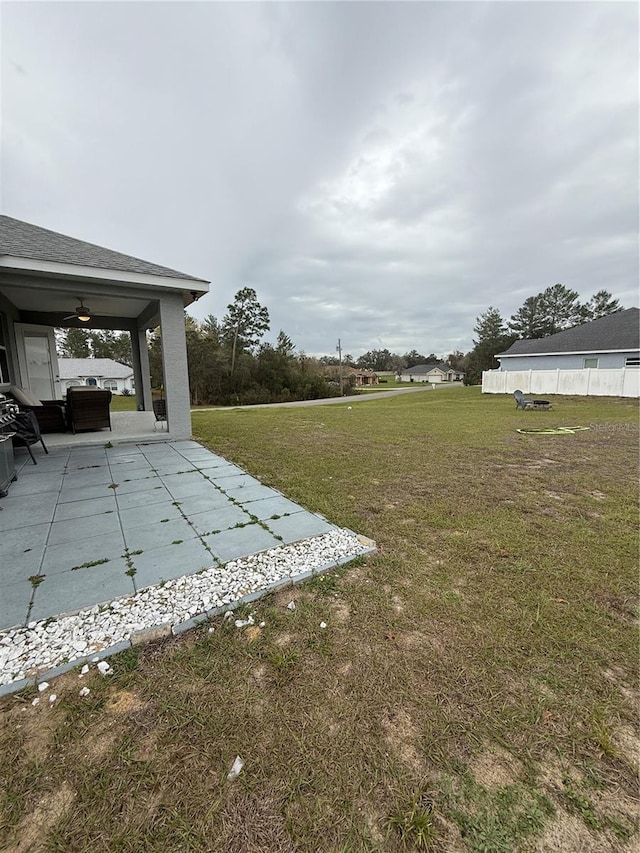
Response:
[[77, 311, 91, 322]]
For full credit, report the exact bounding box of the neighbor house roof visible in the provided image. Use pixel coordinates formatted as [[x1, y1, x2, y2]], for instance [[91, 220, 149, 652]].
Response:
[[498, 308, 640, 357], [404, 362, 463, 374], [0, 216, 208, 283], [58, 358, 133, 379]]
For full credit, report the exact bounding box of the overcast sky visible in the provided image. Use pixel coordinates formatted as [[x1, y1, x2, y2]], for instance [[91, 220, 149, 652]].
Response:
[[2, 1, 638, 357]]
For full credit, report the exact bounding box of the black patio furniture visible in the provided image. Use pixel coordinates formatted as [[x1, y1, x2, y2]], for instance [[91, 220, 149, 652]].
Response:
[[8, 385, 67, 433], [153, 398, 167, 431], [66, 387, 112, 434], [8, 410, 49, 464]]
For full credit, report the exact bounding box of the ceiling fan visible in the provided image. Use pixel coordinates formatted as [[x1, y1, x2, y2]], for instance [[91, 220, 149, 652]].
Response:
[[63, 298, 92, 323]]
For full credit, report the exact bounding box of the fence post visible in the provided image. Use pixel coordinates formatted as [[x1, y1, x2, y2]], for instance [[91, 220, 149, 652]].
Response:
[[556, 368, 560, 394], [586, 368, 591, 396]]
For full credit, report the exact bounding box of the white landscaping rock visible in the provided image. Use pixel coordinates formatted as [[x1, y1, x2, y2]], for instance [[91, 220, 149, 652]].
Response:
[[227, 755, 244, 781]]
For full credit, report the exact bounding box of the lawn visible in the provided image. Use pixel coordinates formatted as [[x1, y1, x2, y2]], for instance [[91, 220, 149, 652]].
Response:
[[109, 394, 138, 412], [1, 387, 638, 852]]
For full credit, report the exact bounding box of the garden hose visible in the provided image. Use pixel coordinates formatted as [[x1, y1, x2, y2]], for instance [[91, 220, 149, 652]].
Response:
[[516, 426, 590, 435]]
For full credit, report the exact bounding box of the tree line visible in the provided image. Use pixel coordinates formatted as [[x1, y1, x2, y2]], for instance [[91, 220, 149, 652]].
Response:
[[58, 288, 339, 405], [56, 282, 623, 402], [464, 284, 622, 385]]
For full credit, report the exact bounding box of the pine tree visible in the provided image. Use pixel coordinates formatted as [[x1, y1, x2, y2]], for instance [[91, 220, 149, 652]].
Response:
[[582, 290, 622, 321], [222, 287, 270, 373], [538, 284, 583, 334], [509, 296, 548, 339], [57, 328, 91, 358]]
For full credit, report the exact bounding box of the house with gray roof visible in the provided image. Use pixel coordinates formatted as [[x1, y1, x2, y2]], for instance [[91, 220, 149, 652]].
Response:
[[0, 215, 209, 438], [58, 358, 135, 394], [484, 308, 639, 397], [496, 308, 639, 371], [398, 362, 465, 383]]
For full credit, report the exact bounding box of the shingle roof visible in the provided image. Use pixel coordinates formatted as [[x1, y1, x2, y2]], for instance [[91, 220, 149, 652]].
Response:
[[58, 358, 133, 379], [0, 216, 208, 283], [498, 308, 639, 356], [404, 362, 464, 374]]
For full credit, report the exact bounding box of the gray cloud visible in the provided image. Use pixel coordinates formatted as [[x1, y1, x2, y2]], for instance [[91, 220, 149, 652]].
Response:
[[2, 1, 637, 357]]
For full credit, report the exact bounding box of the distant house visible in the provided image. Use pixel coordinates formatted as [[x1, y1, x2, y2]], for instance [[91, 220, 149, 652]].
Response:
[[322, 367, 379, 387], [398, 362, 465, 383], [496, 308, 639, 371], [59, 358, 135, 395]]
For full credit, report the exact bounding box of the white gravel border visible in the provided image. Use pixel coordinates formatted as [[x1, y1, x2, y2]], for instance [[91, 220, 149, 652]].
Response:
[[0, 528, 375, 694]]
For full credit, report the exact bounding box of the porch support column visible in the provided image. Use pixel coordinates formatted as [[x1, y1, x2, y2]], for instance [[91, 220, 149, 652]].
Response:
[[159, 294, 191, 439], [130, 327, 153, 411]]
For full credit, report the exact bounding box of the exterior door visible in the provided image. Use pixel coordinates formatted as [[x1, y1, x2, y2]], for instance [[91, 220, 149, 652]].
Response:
[[15, 324, 62, 400]]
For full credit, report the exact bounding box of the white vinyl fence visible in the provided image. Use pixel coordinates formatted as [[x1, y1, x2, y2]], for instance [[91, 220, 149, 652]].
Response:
[[482, 368, 640, 398]]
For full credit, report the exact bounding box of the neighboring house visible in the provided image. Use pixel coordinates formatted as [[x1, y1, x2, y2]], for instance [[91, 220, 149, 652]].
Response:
[[496, 308, 639, 371], [323, 367, 379, 386], [0, 216, 209, 438], [398, 362, 465, 383], [352, 368, 378, 386], [483, 308, 640, 398], [58, 358, 135, 394]]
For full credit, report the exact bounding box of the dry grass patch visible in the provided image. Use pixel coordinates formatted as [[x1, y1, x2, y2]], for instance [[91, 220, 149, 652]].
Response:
[[1, 389, 638, 852]]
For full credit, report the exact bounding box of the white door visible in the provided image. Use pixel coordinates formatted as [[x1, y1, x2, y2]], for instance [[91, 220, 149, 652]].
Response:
[[15, 324, 62, 400]]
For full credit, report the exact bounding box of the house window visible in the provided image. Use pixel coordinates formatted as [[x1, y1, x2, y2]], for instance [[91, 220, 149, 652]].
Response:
[[66, 380, 81, 389], [104, 380, 118, 392], [85, 378, 97, 386], [583, 358, 599, 369], [625, 357, 640, 367]]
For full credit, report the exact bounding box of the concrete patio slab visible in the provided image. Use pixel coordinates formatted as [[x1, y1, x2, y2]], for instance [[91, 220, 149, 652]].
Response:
[[131, 538, 214, 589], [188, 504, 254, 535], [0, 493, 58, 531], [47, 511, 121, 546], [113, 475, 161, 494], [8, 472, 63, 497], [40, 530, 126, 576], [203, 523, 281, 563], [115, 485, 172, 510], [243, 495, 305, 520], [123, 516, 198, 551], [30, 559, 135, 622], [265, 511, 335, 544], [173, 489, 232, 515], [1, 581, 32, 631], [119, 501, 182, 531], [53, 495, 118, 522], [58, 482, 117, 503], [0, 439, 371, 643], [224, 483, 282, 504]]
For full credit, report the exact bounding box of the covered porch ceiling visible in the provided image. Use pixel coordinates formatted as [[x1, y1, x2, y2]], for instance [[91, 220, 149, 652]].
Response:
[[0, 270, 205, 331]]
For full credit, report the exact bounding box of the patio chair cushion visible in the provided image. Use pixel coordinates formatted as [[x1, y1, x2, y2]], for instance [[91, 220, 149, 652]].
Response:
[[9, 385, 42, 407]]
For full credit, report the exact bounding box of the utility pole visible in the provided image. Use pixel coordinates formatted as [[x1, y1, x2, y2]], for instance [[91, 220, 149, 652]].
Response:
[[336, 338, 343, 396]]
